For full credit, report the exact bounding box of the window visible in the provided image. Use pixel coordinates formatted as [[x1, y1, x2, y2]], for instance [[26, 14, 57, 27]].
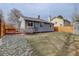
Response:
[[40, 23, 43, 27], [28, 22, 33, 26]]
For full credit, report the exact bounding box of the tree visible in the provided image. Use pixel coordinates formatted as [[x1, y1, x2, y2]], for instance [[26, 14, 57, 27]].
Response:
[[8, 8, 23, 32], [72, 4, 79, 23], [0, 9, 4, 21]]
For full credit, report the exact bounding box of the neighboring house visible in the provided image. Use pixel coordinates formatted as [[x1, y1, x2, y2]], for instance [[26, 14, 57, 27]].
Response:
[[73, 15, 79, 34], [48, 15, 73, 32], [49, 15, 71, 27], [64, 19, 71, 26], [73, 20, 79, 34], [18, 15, 54, 33]]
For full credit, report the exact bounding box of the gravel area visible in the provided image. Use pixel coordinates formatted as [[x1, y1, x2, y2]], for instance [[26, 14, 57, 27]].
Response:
[[0, 35, 33, 56]]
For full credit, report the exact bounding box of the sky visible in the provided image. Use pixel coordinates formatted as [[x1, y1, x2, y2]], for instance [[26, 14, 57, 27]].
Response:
[[0, 3, 79, 22]]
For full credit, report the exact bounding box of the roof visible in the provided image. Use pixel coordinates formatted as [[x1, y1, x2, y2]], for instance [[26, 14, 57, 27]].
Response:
[[51, 16, 71, 23], [64, 19, 71, 23], [22, 16, 53, 24], [51, 15, 64, 21]]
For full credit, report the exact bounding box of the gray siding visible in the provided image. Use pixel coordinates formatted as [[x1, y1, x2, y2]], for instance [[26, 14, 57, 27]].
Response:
[[25, 21, 35, 33], [34, 22, 53, 32], [24, 20, 54, 33], [73, 22, 79, 34]]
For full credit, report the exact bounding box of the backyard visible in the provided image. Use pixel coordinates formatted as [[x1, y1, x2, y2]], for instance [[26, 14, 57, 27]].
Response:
[[26, 32, 79, 56], [0, 32, 79, 56]]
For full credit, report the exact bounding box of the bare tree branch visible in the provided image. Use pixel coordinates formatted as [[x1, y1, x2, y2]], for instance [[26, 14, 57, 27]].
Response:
[[8, 8, 23, 32]]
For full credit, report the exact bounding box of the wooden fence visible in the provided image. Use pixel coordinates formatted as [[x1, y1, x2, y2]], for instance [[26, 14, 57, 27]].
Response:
[[0, 21, 5, 37], [54, 26, 73, 33], [0, 22, 17, 37], [5, 24, 16, 34]]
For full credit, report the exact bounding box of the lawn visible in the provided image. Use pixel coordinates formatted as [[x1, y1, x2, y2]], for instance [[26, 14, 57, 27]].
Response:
[[26, 32, 79, 56]]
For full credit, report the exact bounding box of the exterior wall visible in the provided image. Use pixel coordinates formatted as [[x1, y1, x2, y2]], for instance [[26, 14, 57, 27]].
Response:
[[33, 22, 40, 32], [19, 17, 26, 33], [25, 21, 35, 33], [34, 22, 53, 32], [51, 18, 64, 27], [15, 17, 26, 33], [73, 22, 79, 34], [25, 21, 54, 33], [64, 21, 71, 26], [25, 26, 35, 33]]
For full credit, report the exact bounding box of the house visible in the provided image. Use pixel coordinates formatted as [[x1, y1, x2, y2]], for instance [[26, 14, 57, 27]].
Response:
[[49, 15, 71, 27], [17, 15, 54, 33], [0, 15, 54, 36], [72, 14, 79, 34], [73, 20, 79, 34], [48, 15, 73, 32]]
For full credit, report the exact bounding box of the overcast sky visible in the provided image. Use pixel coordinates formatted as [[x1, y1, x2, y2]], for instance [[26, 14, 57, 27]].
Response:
[[0, 3, 79, 22]]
